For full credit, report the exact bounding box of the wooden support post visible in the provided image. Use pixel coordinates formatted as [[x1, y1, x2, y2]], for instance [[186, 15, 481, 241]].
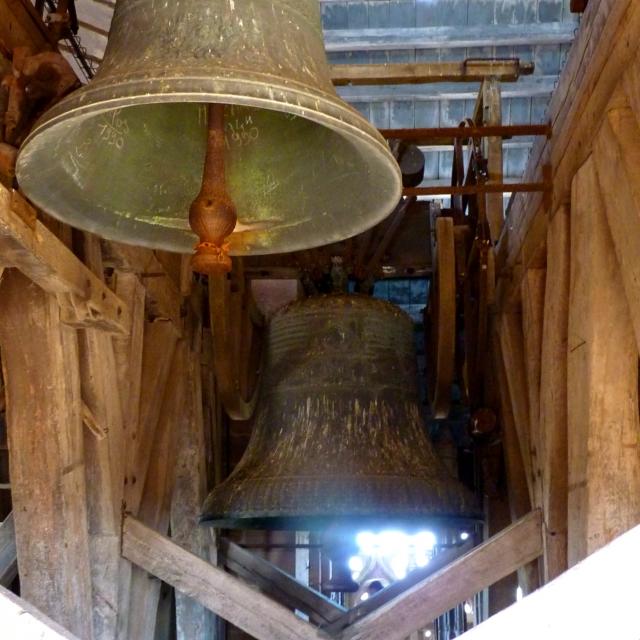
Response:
[[170, 300, 215, 640], [497, 312, 535, 505], [127, 340, 187, 639], [122, 516, 328, 640], [492, 335, 539, 595], [111, 271, 146, 640], [0, 271, 94, 639], [593, 102, 640, 353], [539, 206, 570, 582], [0, 584, 82, 640], [567, 158, 640, 566], [457, 524, 640, 640], [0, 512, 17, 587], [77, 235, 127, 640], [483, 78, 504, 243], [520, 269, 546, 510], [342, 511, 542, 640], [124, 320, 179, 516]]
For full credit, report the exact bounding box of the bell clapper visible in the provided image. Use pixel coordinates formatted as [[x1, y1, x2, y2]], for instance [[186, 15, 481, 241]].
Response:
[[189, 102, 237, 275]]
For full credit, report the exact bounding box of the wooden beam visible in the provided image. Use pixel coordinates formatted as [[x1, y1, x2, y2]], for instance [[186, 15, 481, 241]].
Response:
[[0, 584, 81, 640], [330, 59, 533, 86], [220, 538, 346, 628], [123, 320, 178, 517], [324, 540, 472, 634], [457, 523, 640, 640], [483, 78, 505, 243], [76, 234, 127, 640], [492, 334, 539, 596], [102, 242, 183, 332], [342, 511, 543, 640], [0, 187, 129, 334], [170, 302, 215, 640], [380, 125, 551, 146], [567, 157, 640, 566], [338, 76, 556, 103], [520, 269, 546, 511], [0, 270, 94, 638], [404, 181, 548, 197], [497, 312, 535, 506], [111, 272, 146, 640], [126, 339, 186, 639], [593, 102, 640, 353], [0, 513, 17, 588], [538, 206, 570, 582], [122, 516, 328, 640]]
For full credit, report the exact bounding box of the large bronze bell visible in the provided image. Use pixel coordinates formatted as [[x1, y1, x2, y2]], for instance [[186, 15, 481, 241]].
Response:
[[201, 295, 481, 530], [15, 0, 401, 256]]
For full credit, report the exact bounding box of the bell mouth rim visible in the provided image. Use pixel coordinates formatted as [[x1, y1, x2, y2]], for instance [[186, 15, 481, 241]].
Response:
[[17, 75, 402, 254], [198, 513, 484, 531]]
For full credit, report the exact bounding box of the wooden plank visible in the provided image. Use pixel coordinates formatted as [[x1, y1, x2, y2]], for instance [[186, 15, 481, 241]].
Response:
[[497, 312, 535, 505], [330, 59, 531, 86], [127, 340, 188, 640], [0, 187, 129, 334], [520, 269, 546, 511], [0, 584, 81, 640], [342, 511, 543, 640], [593, 101, 640, 353], [567, 158, 640, 567], [0, 512, 17, 587], [122, 516, 328, 640], [538, 206, 570, 582], [457, 523, 640, 640], [0, 270, 94, 639], [221, 539, 347, 628]]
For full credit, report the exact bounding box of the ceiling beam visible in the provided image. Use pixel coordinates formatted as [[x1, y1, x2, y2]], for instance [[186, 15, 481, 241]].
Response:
[[324, 22, 576, 52], [457, 523, 640, 640], [341, 510, 543, 640], [330, 59, 534, 86], [337, 75, 557, 102]]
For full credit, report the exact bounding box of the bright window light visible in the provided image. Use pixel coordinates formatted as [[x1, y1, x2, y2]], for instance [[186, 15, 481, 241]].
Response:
[[348, 556, 364, 574], [516, 586, 524, 602], [355, 528, 437, 579]]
